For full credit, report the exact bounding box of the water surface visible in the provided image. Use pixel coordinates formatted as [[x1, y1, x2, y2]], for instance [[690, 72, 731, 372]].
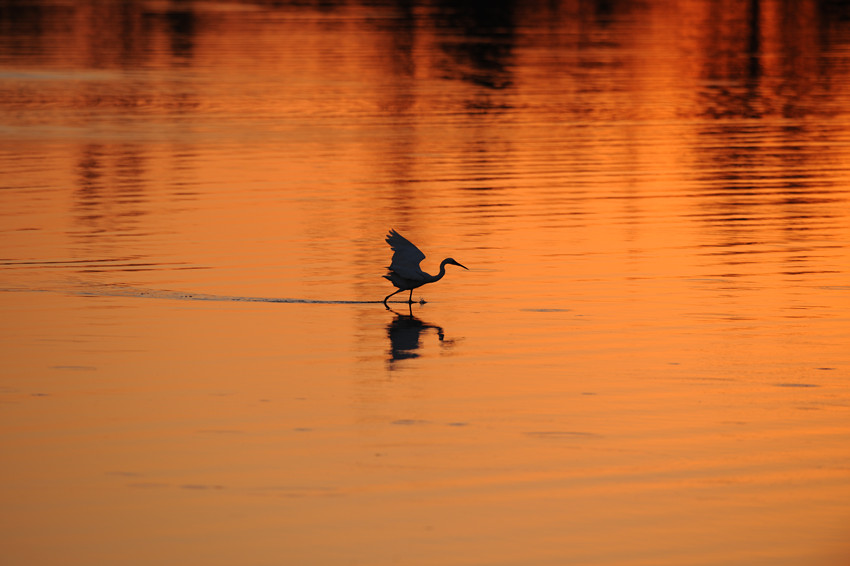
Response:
[[2, 1, 850, 565]]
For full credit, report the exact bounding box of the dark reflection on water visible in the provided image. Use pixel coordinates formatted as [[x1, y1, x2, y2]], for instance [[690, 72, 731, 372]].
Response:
[[691, 1, 850, 119], [159, 5, 197, 62], [431, 0, 517, 90], [386, 307, 455, 368]]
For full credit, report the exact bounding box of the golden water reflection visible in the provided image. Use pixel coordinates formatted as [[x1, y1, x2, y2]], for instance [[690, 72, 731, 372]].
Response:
[[2, 1, 850, 565]]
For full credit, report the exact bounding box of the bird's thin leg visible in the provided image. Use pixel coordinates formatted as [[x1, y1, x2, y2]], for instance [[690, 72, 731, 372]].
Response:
[[408, 289, 414, 304], [383, 288, 403, 308]]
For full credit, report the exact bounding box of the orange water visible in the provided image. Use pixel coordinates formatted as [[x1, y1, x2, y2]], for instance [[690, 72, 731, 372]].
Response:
[[2, 1, 850, 565]]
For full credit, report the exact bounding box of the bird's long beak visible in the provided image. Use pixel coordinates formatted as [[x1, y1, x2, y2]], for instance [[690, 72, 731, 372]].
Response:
[[457, 262, 468, 270]]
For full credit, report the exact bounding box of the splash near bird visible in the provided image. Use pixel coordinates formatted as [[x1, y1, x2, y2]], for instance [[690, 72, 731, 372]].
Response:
[[383, 229, 468, 307]]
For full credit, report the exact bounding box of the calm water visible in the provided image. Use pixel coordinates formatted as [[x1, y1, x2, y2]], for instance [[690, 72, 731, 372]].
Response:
[[2, 1, 850, 565]]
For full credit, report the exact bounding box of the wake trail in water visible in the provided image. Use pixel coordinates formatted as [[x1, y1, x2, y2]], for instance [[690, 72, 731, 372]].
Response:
[[81, 285, 393, 304], [0, 283, 409, 304]]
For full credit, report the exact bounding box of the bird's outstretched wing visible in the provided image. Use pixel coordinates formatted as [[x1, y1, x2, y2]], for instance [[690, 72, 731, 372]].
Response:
[[386, 229, 426, 281]]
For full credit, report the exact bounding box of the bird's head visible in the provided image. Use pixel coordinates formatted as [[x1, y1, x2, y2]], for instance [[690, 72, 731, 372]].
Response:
[[444, 258, 468, 270]]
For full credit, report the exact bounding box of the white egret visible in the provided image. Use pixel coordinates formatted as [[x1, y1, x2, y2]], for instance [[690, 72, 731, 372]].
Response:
[[383, 229, 468, 306]]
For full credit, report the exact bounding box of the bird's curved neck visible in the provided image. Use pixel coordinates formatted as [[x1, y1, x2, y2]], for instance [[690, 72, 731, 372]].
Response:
[[431, 258, 451, 282]]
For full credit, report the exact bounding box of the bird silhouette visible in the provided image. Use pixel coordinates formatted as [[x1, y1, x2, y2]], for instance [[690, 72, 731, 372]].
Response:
[[383, 229, 468, 307]]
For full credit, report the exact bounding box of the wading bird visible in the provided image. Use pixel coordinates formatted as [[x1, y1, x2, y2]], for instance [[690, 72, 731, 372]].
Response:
[[383, 229, 468, 307]]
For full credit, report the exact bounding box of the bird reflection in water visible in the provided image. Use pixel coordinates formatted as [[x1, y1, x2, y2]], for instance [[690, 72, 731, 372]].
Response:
[[386, 305, 456, 368]]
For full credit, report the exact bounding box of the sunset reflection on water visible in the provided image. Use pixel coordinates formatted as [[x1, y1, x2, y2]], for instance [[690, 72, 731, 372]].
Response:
[[2, 1, 850, 565]]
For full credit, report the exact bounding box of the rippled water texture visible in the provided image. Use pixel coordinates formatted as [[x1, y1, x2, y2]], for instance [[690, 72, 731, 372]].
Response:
[[2, 1, 850, 565]]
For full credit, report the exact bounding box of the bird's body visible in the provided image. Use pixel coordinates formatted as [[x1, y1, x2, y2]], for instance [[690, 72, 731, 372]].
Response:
[[383, 229, 467, 306]]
